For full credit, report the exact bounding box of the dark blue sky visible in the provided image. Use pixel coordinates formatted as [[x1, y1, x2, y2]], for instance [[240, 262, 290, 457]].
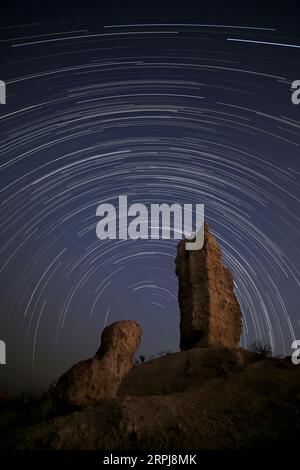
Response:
[[0, 1, 300, 394]]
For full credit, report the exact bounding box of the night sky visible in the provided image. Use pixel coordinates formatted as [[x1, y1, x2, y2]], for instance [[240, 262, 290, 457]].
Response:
[[0, 1, 299, 394]]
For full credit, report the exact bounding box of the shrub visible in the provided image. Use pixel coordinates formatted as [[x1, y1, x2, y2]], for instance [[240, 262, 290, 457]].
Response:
[[249, 341, 272, 358]]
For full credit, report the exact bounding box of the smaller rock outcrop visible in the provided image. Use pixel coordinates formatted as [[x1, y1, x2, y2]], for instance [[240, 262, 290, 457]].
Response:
[[51, 320, 141, 409]]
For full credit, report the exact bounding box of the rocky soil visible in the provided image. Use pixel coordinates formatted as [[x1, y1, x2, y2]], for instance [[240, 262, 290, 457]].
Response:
[[0, 349, 299, 450]]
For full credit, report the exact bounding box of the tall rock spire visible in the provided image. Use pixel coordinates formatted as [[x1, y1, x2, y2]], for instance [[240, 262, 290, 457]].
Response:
[[175, 223, 243, 350]]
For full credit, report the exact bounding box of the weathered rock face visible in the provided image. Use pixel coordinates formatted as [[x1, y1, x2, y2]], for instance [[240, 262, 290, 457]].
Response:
[[51, 320, 141, 409], [176, 223, 243, 350]]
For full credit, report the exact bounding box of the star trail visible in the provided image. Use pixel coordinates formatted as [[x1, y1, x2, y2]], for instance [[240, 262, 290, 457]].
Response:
[[0, 8, 299, 393]]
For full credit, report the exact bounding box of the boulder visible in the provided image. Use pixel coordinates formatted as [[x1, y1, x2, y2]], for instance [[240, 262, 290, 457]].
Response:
[[51, 320, 141, 409]]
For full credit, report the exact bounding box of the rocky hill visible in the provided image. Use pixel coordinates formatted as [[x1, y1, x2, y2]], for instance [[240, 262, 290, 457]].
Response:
[[0, 225, 299, 450]]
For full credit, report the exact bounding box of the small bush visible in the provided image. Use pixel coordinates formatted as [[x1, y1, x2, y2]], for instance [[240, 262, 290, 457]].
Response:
[[250, 341, 272, 358], [134, 355, 146, 365]]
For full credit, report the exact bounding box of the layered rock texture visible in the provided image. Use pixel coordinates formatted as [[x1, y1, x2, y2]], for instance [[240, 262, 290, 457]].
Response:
[[176, 223, 243, 350], [51, 320, 141, 409]]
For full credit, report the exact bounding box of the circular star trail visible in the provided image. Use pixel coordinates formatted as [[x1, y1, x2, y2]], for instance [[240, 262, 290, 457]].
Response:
[[0, 19, 299, 392]]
